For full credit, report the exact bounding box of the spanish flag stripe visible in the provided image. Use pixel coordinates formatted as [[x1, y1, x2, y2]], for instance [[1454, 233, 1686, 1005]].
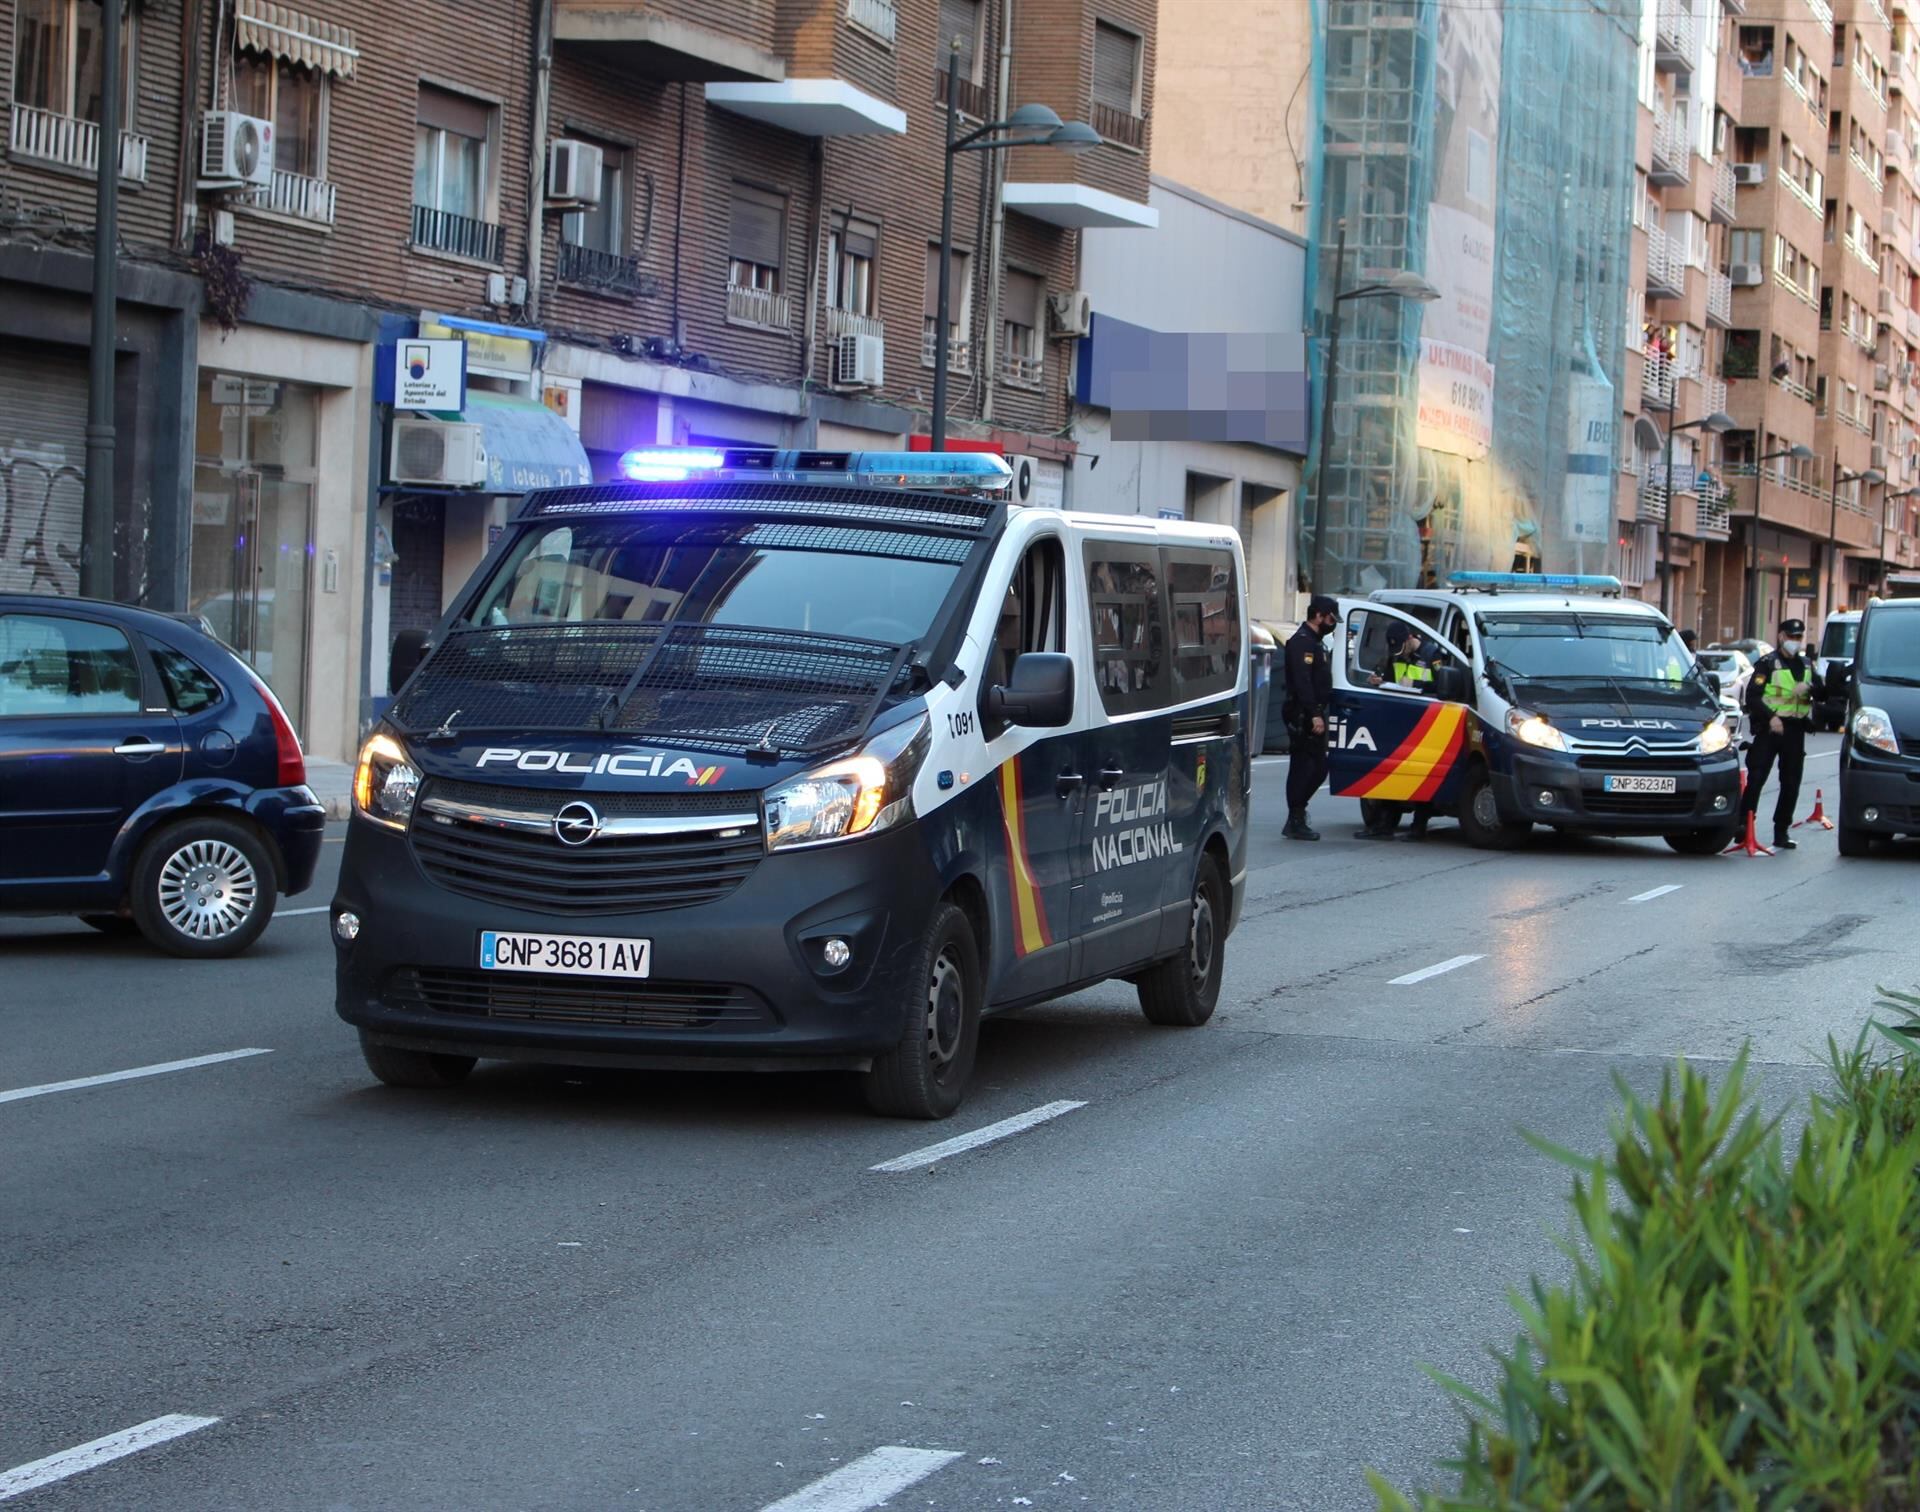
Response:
[[1347, 705, 1467, 802], [1347, 703, 1442, 799], [1407, 714, 1467, 802], [998, 761, 1052, 956]]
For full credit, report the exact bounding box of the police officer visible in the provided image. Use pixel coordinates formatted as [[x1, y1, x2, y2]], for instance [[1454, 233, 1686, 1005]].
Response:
[[1283, 595, 1340, 841], [1741, 617, 1823, 850], [1355, 625, 1436, 840], [1662, 627, 1698, 683]]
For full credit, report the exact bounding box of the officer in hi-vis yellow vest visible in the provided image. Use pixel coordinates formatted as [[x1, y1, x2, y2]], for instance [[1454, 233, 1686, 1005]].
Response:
[[1741, 618, 1823, 849], [1355, 624, 1439, 840]]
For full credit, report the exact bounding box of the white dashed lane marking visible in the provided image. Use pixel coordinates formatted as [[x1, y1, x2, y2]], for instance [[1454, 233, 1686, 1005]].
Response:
[[0, 1050, 272, 1107], [0, 1415, 219, 1502], [870, 1100, 1088, 1173], [754, 1446, 965, 1512], [1389, 954, 1484, 986], [1626, 884, 1684, 903]]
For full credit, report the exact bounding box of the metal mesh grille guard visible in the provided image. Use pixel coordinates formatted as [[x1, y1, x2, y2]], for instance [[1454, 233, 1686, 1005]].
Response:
[[516, 479, 997, 534], [387, 622, 910, 756]]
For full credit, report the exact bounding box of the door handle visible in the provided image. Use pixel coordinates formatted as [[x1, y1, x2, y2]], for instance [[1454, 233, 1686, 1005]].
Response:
[[115, 739, 167, 758], [1055, 770, 1086, 798], [1098, 766, 1125, 790]]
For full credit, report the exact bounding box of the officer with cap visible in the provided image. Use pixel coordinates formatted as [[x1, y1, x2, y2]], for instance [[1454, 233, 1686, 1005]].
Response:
[[1282, 595, 1341, 840], [1741, 617, 1823, 849]]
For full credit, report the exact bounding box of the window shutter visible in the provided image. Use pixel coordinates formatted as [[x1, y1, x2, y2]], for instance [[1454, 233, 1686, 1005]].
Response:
[[417, 86, 490, 140], [843, 228, 877, 260], [1003, 269, 1043, 325], [924, 244, 943, 319], [730, 190, 785, 269], [938, 0, 980, 75], [1093, 23, 1138, 111]]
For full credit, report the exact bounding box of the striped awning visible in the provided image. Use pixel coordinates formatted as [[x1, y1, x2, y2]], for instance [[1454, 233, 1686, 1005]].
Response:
[[236, 0, 358, 78]]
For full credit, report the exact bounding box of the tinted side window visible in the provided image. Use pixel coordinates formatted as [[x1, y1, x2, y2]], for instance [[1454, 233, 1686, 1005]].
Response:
[[151, 644, 223, 714], [0, 614, 144, 717], [1084, 545, 1168, 715], [1165, 549, 1240, 700]]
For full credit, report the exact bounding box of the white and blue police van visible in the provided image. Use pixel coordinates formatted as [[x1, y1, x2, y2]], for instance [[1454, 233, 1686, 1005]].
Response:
[[333, 449, 1251, 1118], [1324, 573, 1740, 852]]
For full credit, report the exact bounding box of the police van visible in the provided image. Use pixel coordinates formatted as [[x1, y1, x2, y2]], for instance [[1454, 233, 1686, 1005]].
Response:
[[1325, 573, 1740, 852], [332, 449, 1250, 1118]]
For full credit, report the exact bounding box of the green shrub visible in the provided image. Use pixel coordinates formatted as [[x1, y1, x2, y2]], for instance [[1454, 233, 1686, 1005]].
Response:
[[1375, 996, 1920, 1510]]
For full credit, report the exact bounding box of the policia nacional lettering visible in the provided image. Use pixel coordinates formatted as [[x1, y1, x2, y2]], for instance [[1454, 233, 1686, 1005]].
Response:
[[1092, 777, 1185, 872]]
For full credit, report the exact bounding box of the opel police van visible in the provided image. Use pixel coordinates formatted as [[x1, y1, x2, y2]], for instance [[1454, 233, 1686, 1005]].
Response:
[[332, 449, 1251, 1118], [1324, 574, 1741, 852]]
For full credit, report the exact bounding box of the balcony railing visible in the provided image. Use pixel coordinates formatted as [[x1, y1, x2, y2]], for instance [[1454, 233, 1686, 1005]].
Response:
[[845, 0, 897, 45], [557, 240, 655, 295], [1708, 270, 1733, 326], [1708, 377, 1729, 416], [242, 169, 337, 225], [1090, 100, 1145, 149], [1650, 104, 1691, 183], [1639, 483, 1671, 524], [921, 321, 971, 374], [1000, 346, 1043, 389], [1654, 2, 1696, 67], [935, 69, 991, 120], [9, 102, 148, 182], [1724, 460, 1826, 498], [1645, 224, 1686, 297], [1712, 159, 1738, 223], [1699, 484, 1733, 537], [726, 283, 793, 331], [1643, 352, 1677, 410], [412, 204, 504, 262]]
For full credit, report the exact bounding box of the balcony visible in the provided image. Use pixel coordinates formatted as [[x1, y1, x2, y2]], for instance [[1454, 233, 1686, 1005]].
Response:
[[411, 204, 503, 262], [1000, 346, 1043, 389], [8, 102, 148, 183], [1708, 270, 1733, 327], [1639, 483, 1671, 524], [242, 168, 337, 225], [1698, 483, 1733, 538], [1654, 2, 1696, 72], [1649, 104, 1691, 185], [556, 240, 657, 295], [1707, 377, 1729, 416], [921, 321, 971, 375], [552, 1, 782, 81], [845, 0, 896, 46], [1644, 224, 1686, 298], [1091, 100, 1146, 150], [1711, 159, 1738, 224], [726, 282, 793, 331], [1643, 351, 1677, 411], [707, 79, 906, 137], [936, 69, 991, 121]]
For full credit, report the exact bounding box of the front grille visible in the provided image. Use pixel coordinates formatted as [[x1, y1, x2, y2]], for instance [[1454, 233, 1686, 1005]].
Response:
[[1583, 790, 1698, 816], [387, 968, 772, 1030], [409, 811, 762, 915], [1574, 754, 1700, 772]]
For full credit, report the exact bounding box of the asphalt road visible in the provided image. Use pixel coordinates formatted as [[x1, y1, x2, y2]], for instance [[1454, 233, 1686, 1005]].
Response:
[[1, 733, 1903, 1510]]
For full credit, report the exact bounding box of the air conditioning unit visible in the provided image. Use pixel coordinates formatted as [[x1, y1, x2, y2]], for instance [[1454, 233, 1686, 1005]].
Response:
[[547, 140, 605, 206], [1731, 162, 1766, 186], [200, 110, 273, 188], [390, 419, 488, 488], [1046, 290, 1093, 337], [1006, 454, 1042, 506], [1881, 288, 1896, 314], [1872, 443, 1889, 470], [1729, 262, 1763, 287], [834, 332, 884, 388]]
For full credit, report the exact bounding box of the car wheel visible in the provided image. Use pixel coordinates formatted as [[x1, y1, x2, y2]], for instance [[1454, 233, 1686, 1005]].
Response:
[[1838, 822, 1873, 857], [359, 1032, 476, 1088], [862, 901, 982, 1120], [1357, 799, 1401, 835], [1457, 764, 1530, 850], [1137, 853, 1227, 1028], [79, 914, 140, 937], [1665, 827, 1737, 856], [130, 816, 277, 959]]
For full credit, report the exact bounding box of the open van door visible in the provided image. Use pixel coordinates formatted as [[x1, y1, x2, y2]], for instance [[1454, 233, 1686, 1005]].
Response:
[[1328, 598, 1473, 812]]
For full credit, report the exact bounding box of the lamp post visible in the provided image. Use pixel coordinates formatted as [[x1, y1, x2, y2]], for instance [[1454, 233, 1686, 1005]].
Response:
[[930, 46, 1098, 450], [1744, 442, 1815, 641], [1308, 219, 1440, 594], [81, 0, 123, 598], [1825, 458, 1884, 621], [1654, 406, 1735, 618]]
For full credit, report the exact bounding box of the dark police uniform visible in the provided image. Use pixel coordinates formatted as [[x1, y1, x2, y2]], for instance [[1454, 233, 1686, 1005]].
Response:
[[1741, 621, 1822, 846], [1283, 610, 1335, 838]]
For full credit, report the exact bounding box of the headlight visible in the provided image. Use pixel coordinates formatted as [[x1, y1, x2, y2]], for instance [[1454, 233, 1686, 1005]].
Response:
[[764, 716, 930, 851], [1506, 707, 1567, 752], [1853, 705, 1901, 755], [1699, 719, 1732, 754], [353, 732, 421, 830]]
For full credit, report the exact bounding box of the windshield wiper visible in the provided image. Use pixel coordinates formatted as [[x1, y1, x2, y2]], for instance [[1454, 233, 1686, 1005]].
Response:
[[1864, 671, 1920, 687]]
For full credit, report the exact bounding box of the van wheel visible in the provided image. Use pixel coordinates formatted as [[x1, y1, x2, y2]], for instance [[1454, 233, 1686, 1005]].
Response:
[[359, 1033, 476, 1089], [862, 903, 981, 1120], [130, 816, 277, 958], [1666, 827, 1737, 856], [1138, 854, 1227, 1028], [1357, 799, 1401, 834], [1458, 766, 1530, 850], [1838, 822, 1873, 857]]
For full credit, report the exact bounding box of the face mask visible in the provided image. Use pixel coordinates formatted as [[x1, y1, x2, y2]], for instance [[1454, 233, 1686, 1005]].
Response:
[[1781, 639, 1803, 656]]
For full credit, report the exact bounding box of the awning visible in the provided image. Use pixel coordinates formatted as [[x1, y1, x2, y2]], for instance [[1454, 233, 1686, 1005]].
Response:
[[236, 0, 358, 78], [463, 391, 591, 494]]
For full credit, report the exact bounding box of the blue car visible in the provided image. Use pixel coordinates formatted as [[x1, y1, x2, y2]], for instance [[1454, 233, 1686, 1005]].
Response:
[[0, 595, 325, 956]]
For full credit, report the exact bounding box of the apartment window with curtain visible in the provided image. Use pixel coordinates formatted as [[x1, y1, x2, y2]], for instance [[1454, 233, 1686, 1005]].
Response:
[[727, 185, 791, 330], [934, 0, 987, 116], [11, 0, 141, 178], [923, 243, 973, 371], [1092, 20, 1144, 146], [999, 268, 1044, 388], [413, 86, 499, 260], [235, 55, 325, 180], [828, 216, 878, 318]]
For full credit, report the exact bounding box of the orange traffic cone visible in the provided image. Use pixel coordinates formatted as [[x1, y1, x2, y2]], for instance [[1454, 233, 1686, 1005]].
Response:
[[1794, 789, 1836, 830], [1726, 808, 1775, 857]]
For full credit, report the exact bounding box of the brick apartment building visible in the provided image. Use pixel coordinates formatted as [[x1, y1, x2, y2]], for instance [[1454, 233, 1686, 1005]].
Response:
[[0, 0, 1158, 759], [1622, 0, 1920, 643]]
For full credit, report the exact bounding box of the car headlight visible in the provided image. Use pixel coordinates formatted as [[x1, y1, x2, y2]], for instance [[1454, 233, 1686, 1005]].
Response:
[[1853, 705, 1901, 756], [1699, 719, 1732, 754], [1506, 707, 1567, 752], [353, 732, 421, 830], [764, 716, 930, 852]]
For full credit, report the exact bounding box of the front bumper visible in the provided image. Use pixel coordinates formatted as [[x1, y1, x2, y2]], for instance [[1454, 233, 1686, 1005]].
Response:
[[332, 815, 943, 1068], [1492, 750, 1742, 834], [1840, 748, 1920, 835]]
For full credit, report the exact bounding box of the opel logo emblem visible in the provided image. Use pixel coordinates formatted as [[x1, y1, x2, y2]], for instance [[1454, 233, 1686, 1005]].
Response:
[[553, 800, 602, 846]]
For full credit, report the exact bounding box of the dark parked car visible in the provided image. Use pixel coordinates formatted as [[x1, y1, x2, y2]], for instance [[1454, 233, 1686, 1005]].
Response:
[[0, 595, 325, 955], [1836, 598, 1920, 857]]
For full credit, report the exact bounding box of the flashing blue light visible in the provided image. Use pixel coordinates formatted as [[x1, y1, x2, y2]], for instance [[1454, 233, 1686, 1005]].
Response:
[[1448, 571, 1624, 593], [608, 447, 1014, 493], [618, 447, 728, 482]]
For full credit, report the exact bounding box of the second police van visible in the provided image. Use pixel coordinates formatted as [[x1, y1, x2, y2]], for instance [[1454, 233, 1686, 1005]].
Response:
[[1325, 574, 1741, 852], [332, 449, 1251, 1119]]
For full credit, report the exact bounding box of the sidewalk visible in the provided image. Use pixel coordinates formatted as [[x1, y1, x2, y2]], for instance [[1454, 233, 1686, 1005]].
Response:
[[307, 758, 352, 821]]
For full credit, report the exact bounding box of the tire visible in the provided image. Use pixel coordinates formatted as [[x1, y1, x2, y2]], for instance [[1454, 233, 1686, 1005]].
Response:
[[1838, 822, 1873, 857], [1457, 765, 1531, 850], [1357, 799, 1402, 835], [129, 816, 277, 959], [79, 914, 140, 937], [1137, 853, 1228, 1028], [359, 1032, 476, 1089], [862, 902, 982, 1120], [1666, 827, 1737, 856]]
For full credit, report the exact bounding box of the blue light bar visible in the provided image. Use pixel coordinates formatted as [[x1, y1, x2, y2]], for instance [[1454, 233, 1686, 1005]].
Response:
[[1448, 571, 1624, 593], [611, 446, 1014, 494], [618, 447, 728, 482]]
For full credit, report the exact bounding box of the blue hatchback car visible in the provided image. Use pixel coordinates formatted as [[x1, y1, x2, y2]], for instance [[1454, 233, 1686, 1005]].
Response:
[[0, 596, 325, 956]]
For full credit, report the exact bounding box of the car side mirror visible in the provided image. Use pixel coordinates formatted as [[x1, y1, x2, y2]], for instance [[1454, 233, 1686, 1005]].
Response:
[[985, 652, 1075, 729], [1431, 663, 1467, 703], [1703, 671, 1722, 695], [389, 628, 431, 693]]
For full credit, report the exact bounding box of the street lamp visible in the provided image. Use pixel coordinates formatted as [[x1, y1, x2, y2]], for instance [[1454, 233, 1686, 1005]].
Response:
[[1653, 407, 1735, 617], [929, 51, 1097, 450], [1308, 218, 1441, 594], [1744, 442, 1815, 640], [1825, 459, 1885, 620]]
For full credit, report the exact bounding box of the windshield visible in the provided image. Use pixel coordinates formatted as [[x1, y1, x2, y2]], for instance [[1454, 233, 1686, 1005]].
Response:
[[1821, 619, 1860, 658], [1696, 652, 1740, 673], [1861, 611, 1920, 680], [472, 518, 963, 647], [1477, 612, 1693, 683]]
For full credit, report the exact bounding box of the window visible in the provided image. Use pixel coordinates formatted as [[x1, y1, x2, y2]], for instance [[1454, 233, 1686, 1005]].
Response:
[[1085, 547, 1166, 715], [150, 645, 222, 715], [827, 216, 878, 317], [934, 0, 988, 115], [12, 0, 133, 124], [1092, 20, 1143, 143], [235, 53, 324, 178], [413, 86, 497, 257], [923, 243, 973, 370], [1000, 268, 1043, 388], [561, 142, 626, 254], [728, 184, 785, 293], [0, 614, 142, 717], [987, 537, 1067, 690], [1731, 229, 1763, 265], [1166, 551, 1241, 702]]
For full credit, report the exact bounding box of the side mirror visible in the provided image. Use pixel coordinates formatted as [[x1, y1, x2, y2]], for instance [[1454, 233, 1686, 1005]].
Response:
[[1702, 671, 1722, 695], [1431, 663, 1468, 704], [985, 652, 1075, 729], [389, 628, 431, 693], [1829, 662, 1854, 694]]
